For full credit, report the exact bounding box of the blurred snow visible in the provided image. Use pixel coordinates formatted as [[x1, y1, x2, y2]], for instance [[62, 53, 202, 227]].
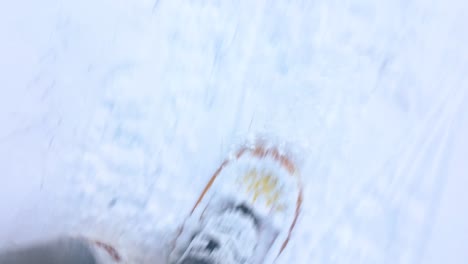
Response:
[[0, 0, 467, 263]]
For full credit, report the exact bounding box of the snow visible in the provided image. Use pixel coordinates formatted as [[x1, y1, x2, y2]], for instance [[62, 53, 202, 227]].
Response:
[[1, 0, 467, 263]]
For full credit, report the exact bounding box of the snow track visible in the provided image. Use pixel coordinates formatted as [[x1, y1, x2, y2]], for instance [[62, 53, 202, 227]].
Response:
[[1, 0, 468, 263]]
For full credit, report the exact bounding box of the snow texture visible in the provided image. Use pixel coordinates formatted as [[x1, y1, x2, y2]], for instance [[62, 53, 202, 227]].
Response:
[[1, 0, 468, 263]]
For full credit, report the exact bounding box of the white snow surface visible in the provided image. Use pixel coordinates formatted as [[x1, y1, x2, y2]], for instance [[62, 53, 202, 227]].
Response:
[[1, 0, 468, 263]]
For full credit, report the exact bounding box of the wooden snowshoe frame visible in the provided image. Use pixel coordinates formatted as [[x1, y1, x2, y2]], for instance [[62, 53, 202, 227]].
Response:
[[189, 144, 303, 260]]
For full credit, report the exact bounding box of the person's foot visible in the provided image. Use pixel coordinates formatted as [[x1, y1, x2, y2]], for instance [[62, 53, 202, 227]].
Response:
[[176, 203, 259, 264]]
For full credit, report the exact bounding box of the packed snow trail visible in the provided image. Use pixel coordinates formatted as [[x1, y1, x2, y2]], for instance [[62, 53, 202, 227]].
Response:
[[1, 0, 468, 263]]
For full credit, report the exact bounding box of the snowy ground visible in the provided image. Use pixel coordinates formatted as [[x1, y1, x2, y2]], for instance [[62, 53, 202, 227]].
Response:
[[1, 0, 467, 263]]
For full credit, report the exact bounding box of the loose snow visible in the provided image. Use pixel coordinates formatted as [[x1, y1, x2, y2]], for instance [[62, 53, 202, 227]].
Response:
[[0, 0, 467, 263]]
